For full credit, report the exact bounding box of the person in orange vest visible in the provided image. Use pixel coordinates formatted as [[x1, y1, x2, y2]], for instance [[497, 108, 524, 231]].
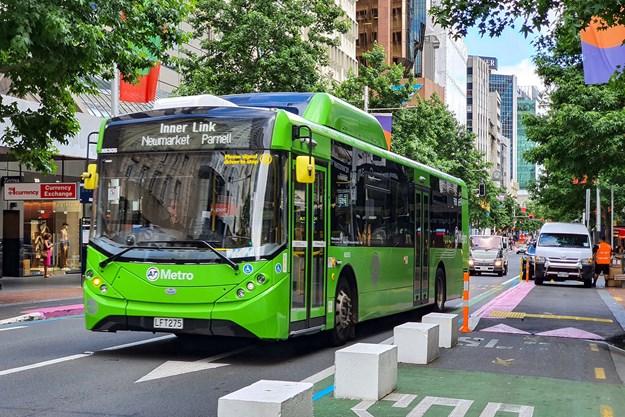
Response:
[[593, 234, 612, 287]]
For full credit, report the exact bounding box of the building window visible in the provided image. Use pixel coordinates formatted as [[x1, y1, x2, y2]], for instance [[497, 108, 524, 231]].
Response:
[[392, 32, 402, 43]]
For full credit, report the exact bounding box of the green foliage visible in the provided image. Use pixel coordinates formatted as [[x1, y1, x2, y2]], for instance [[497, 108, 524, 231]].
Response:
[[0, 0, 191, 173], [331, 42, 415, 110], [391, 95, 509, 229], [522, 18, 625, 225], [174, 0, 349, 96], [430, 0, 624, 41]]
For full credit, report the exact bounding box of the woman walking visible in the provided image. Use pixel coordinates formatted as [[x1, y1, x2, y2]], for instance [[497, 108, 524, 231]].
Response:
[[42, 233, 53, 278]]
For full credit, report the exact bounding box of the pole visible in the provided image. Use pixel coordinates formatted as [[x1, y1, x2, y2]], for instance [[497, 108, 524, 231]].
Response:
[[596, 186, 601, 240], [585, 189, 591, 231], [363, 85, 369, 113], [460, 272, 471, 332], [611, 186, 614, 246], [112, 65, 120, 117]]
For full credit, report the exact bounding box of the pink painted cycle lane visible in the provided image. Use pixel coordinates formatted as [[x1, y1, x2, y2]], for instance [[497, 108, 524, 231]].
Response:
[[472, 281, 607, 339]]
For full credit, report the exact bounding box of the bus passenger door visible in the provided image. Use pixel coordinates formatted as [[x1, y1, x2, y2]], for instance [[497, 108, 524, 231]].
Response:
[[414, 189, 430, 305], [290, 164, 327, 335]]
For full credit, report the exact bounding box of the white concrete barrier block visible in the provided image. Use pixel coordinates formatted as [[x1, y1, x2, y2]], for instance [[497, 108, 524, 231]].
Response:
[[217, 380, 313, 417], [393, 322, 439, 364], [334, 342, 397, 400], [422, 312, 459, 348]]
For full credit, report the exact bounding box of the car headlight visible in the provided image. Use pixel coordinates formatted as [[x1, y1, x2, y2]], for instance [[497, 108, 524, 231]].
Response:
[[581, 258, 593, 266], [495, 259, 502, 266], [534, 256, 546, 264], [468, 259, 474, 266]]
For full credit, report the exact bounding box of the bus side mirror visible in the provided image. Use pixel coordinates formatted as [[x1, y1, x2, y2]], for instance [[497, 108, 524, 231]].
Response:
[[296, 155, 315, 183], [81, 164, 98, 190]]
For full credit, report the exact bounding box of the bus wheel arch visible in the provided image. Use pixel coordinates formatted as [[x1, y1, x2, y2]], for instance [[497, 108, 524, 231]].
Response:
[[328, 267, 358, 346], [434, 264, 446, 312]]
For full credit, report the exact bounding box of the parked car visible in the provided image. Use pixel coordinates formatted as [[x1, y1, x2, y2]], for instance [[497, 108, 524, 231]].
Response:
[[533, 222, 594, 287], [469, 235, 510, 276]]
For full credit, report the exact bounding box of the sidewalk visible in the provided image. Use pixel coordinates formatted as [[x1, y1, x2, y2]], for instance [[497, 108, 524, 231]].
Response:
[[0, 273, 84, 324]]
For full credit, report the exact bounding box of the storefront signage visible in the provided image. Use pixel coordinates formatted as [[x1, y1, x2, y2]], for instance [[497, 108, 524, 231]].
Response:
[[1, 176, 23, 186], [4, 183, 78, 200]]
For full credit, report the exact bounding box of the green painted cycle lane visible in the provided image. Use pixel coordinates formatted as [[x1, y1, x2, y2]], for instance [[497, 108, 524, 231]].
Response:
[[313, 366, 625, 416]]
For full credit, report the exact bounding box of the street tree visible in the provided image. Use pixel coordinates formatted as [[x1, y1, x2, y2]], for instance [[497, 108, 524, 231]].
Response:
[[175, 0, 349, 96], [391, 95, 501, 229], [331, 42, 415, 110], [520, 20, 625, 225], [0, 0, 191, 173]]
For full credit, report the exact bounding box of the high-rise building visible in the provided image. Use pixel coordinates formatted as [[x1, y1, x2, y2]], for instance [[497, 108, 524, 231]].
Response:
[[355, 0, 466, 122], [516, 87, 538, 197], [489, 73, 518, 182], [324, 0, 359, 82]]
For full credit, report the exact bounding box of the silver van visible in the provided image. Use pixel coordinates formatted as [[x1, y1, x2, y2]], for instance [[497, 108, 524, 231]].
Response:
[[469, 235, 510, 276], [533, 222, 594, 287]]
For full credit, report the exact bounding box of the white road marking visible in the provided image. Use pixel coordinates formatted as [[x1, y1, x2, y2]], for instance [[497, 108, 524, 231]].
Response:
[[135, 345, 256, 383], [0, 353, 92, 376], [0, 326, 27, 332]]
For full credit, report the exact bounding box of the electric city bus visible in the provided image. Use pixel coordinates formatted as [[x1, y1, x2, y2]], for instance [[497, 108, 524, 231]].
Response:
[[82, 92, 469, 345]]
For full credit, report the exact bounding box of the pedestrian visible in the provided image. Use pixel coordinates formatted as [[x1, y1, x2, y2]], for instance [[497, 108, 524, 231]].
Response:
[[42, 233, 53, 278], [593, 234, 612, 287]]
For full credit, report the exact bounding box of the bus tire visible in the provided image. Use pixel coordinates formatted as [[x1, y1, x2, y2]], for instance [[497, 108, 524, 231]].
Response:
[[435, 268, 446, 312], [328, 279, 355, 346]]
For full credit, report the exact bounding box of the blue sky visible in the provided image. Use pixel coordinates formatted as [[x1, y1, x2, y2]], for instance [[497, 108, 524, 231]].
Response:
[[465, 26, 543, 88]]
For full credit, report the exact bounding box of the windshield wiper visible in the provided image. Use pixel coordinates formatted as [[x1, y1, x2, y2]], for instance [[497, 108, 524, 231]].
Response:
[[98, 240, 239, 271]]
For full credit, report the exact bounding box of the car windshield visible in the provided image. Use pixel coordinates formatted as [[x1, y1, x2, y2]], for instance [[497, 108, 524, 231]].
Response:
[[92, 150, 287, 261], [537, 233, 590, 248], [470, 235, 502, 249]]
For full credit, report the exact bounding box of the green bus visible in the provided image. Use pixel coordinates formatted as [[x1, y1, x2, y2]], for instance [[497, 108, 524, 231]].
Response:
[[82, 92, 468, 345]]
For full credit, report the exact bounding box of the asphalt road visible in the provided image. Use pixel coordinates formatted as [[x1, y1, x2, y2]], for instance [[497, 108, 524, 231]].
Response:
[[0, 253, 623, 417]]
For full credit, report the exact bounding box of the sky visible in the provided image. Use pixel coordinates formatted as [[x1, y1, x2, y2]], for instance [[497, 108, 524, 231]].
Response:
[[464, 26, 543, 88]]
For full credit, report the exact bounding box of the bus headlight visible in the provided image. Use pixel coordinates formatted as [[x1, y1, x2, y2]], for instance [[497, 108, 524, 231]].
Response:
[[256, 274, 266, 284], [100, 285, 108, 294], [236, 289, 245, 298], [92, 277, 102, 287], [85, 270, 94, 280], [246, 282, 255, 291]]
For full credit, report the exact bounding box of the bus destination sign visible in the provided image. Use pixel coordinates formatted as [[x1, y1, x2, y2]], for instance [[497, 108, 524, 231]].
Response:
[[103, 117, 259, 153]]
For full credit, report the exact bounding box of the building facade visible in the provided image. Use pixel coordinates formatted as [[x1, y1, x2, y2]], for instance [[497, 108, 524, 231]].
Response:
[[489, 73, 518, 182]]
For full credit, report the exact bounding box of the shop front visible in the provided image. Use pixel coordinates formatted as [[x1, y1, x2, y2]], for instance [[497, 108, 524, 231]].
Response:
[[3, 182, 82, 277]]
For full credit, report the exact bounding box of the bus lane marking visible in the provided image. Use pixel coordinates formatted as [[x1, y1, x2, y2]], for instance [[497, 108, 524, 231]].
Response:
[[594, 368, 606, 380], [350, 395, 535, 417], [600, 405, 614, 417]]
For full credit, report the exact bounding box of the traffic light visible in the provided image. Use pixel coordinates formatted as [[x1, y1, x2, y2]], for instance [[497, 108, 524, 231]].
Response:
[[478, 182, 486, 197]]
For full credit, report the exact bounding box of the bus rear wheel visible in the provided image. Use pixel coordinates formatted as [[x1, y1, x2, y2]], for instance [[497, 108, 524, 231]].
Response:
[[329, 280, 355, 346], [435, 268, 446, 311]]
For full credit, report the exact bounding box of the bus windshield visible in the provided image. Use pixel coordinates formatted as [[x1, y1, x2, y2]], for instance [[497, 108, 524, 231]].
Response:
[[93, 150, 286, 261]]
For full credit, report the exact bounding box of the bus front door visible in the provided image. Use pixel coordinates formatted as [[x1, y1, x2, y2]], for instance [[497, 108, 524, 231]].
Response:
[[414, 189, 430, 305], [290, 164, 327, 335]]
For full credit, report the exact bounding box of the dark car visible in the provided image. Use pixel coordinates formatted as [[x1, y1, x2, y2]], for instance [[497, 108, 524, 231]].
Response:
[[521, 243, 536, 280]]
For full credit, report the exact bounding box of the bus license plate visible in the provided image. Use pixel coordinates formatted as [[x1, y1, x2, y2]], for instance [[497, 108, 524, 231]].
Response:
[[154, 317, 183, 329], [557, 272, 569, 278]]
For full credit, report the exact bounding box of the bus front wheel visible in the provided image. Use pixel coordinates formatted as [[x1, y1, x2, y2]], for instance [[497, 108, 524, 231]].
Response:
[[435, 268, 446, 311], [329, 280, 355, 346]]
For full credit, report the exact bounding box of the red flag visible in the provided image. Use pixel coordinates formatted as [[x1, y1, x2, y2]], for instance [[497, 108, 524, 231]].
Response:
[[120, 63, 161, 103]]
